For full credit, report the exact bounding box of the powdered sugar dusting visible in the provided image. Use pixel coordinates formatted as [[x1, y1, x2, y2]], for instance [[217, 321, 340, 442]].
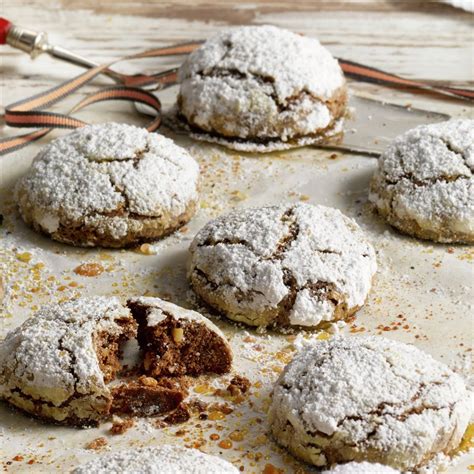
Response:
[[178, 25, 345, 142], [180, 25, 344, 102], [15, 123, 200, 239], [322, 462, 400, 474], [270, 336, 471, 471], [76, 124, 148, 161], [369, 119, 474, 240], [0, 297, 132, 406], [189, 203, 376, 327], [72, 445, 239, 473]]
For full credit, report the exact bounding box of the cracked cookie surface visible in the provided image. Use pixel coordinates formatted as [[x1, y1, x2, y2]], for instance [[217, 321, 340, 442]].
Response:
[[73, 445, 239, 473], [188, 203, 376, 329], [15, 123, 200, 247], [0, 297, 136, 426], [177, 25, 347, 152], [369, 119, 474, 243], [269, 336, 471, 471]]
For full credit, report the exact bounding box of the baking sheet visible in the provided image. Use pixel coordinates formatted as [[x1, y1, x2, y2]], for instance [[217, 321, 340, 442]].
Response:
[[0, 108, 473, 473]]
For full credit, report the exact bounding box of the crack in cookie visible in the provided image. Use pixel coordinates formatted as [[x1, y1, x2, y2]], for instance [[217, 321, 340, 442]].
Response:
[[269, 336, 471, 471], [189, 203, 376, 329], [369, 119, 474, 244], [15, 123, 200, 247], [177, 25, 347, 152]]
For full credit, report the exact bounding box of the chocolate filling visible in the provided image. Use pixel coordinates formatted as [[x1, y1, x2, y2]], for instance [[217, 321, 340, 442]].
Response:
[[127, 300, 232, 378], [111, 377, 184, 417], [93, 317, 137, 384], [4, 301, 232, 427]]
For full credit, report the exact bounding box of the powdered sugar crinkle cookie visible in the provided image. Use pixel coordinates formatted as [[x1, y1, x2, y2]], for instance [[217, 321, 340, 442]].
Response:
[[188, 203, 376, 329], [0, 297, 136, 426], [322, 462, 400, 474], [369, 119, 474, 243], [269, 336, 471, 471], [72, 445, 239, 473], [178, 25, 347, 152], [15, 123, 200, 247]]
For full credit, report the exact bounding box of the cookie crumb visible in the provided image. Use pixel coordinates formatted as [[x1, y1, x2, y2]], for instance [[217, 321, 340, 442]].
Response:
[[139, 243, 156, 255], [85, 437, 108, 450], [109, 416, 135, 435], [227, 375, 251, 396], [163, 403, 191, 425], [74, 263, 104, 277]]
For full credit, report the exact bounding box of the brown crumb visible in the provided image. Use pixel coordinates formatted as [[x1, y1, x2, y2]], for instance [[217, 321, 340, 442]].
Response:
[[139, 243, 156, 255], [187, 398, 208, 414], [73, 262, 104, 277], [109, 416, 135, 435], [154, 419, 167, 429], [208, 402, 233, 414], [263, 463, 284, 474], [155, 376, 190, 396], [218, 439, 232, 449], [163, 403, 191, 425], [85, 437, 108, 450], [227, 375, 251, 396], [138, 375, 158, 387]]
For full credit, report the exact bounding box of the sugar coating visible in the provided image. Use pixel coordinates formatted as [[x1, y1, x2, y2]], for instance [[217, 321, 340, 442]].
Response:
[[189, 203, 376, 328], [127, 296, 229, 344], [322, 462, 400, 474], [270, 336, 471, 470], [73, 446, 239, 473], [178, 25, 345, 142], [15, 123, 199, 241], [369, 119, 474, 242], [187, 118, 344, 153], [0, 297, 133, 421]]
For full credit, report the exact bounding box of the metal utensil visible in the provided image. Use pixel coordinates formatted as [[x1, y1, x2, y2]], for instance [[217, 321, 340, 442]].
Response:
[[1, 19, 125, 84], [329, 95, 450, 156]]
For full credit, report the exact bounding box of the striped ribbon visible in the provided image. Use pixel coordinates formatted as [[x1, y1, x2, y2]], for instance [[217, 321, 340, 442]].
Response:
[[1, 40, 472, 156]]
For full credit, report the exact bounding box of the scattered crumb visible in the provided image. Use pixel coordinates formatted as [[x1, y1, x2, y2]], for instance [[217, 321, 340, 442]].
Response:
[[85, 437, 108, 450], [73, 263, 104, 277], [109, 416, 135, 435], [226, 375, 251, 396], [139, 243, 157, 255], [163, 403, 191, 425]]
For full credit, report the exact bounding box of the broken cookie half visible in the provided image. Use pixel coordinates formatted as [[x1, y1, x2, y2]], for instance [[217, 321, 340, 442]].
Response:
[[0, 296, 232, 427], [128, 296, 233, 377]]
